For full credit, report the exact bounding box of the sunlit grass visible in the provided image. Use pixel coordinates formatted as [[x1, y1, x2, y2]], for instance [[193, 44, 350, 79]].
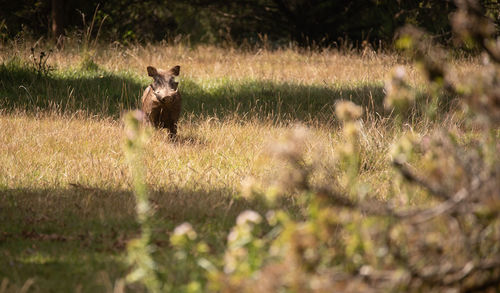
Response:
[[0, 42, 480, 291]]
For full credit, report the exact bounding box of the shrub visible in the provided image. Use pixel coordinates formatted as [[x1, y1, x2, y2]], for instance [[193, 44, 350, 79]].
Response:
[[122, 0, 499, 291]]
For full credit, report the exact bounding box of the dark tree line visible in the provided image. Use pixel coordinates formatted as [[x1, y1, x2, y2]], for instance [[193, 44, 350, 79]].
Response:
[[0, 0, 498, 47]]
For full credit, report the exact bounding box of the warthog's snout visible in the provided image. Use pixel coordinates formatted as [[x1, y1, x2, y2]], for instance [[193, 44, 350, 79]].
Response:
[[152, 87, 178, 104]]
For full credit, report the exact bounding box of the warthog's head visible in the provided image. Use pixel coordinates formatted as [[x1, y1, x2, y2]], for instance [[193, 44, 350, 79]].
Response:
[[147, 65, 180, 103]]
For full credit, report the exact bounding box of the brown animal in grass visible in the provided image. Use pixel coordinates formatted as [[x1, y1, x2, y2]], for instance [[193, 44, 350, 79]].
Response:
[[141, 65, 181, 136]]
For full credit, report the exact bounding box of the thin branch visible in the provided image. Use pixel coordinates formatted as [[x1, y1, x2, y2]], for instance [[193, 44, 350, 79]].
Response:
[[393, 161, 452, 200], [407, 187, 468, 224]]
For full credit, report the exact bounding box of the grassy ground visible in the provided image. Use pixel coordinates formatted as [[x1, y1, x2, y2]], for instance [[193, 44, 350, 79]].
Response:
[[0, 42, 480, 292]]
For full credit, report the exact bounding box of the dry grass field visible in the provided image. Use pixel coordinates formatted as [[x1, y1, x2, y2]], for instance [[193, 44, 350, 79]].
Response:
[[0, 42, 484, 291]]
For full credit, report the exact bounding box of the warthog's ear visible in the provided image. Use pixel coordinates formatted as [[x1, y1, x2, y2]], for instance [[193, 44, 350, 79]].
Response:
[[147, 66, 158, 77], [169, 65, 180, 76]]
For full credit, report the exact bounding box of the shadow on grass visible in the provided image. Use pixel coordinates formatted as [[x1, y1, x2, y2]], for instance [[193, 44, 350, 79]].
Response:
[[0, 62, 387, 123], [0, 62, 145, 117], [181, 78, 386, 123], [0, 186, 284, 292]]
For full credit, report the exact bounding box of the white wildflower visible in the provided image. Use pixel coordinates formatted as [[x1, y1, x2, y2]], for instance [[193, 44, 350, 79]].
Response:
[[236, 210, 262, 226], [173, 222, 197, 240]]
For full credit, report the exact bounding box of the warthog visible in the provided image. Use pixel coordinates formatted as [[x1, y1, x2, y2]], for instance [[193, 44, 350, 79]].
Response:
[[141, 65, 181, 136]]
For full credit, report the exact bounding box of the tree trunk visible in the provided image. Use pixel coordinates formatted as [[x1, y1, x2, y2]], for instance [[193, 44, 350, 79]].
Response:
[[51, 0, 65, 41]]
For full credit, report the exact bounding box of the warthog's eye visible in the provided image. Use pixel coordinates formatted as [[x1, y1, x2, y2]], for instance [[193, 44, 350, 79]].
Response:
[[152, 77, 163, 89], [169, 77, 179, 90]]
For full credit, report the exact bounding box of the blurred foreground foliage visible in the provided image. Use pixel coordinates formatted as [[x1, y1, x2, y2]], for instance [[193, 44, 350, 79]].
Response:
[[121, 0, 500, 292]]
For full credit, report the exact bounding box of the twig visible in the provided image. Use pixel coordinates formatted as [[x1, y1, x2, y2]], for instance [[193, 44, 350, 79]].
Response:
[[393, 161, 451, 200], [407, 187, 468, 224]]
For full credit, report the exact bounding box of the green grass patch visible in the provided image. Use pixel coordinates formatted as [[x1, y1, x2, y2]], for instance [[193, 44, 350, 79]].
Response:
[[1, 60, 387, 123]]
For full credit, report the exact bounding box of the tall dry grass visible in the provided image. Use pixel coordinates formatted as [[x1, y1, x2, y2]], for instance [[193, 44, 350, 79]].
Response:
[[0, 41, 486, 291], [0, 40, 481, 84], [0, 41, 476, 215]]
